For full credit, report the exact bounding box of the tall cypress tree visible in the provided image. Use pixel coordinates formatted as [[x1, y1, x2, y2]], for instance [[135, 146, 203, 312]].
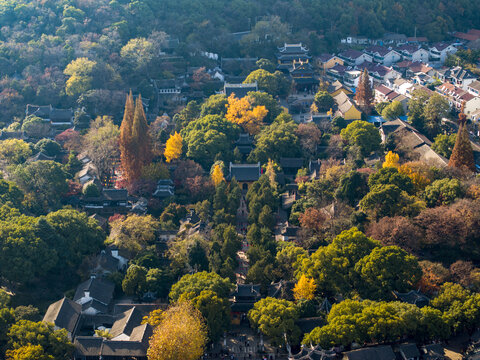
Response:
[[355, 68, 374, 115], [119, 91, 135, 183], [131, 95, 152, 179], [448, 111, 475, 172]]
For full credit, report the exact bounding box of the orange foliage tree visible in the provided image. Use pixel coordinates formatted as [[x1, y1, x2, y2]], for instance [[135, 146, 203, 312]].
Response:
[[225, 94, 268, 135]]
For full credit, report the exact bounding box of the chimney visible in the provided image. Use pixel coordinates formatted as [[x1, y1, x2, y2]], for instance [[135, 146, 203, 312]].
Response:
[[84, 291, 90, 298]]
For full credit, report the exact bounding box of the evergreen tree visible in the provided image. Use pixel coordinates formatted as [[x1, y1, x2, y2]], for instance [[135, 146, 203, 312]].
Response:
[[448, 111, 475, 172], [119, 91, 135, 183], [355, 69, 374, 115]]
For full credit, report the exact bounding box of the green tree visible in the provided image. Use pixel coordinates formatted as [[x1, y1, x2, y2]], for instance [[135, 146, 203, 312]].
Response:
[[297, 228, 380, 296], [432, 133, 456, 158], [355, 246, 422, 299], [179, 290, 230, 342], [340, 120, 381, 156], [169, 271, 233, 302], [335, 170, 369, 206], [360, 184, 420, 219], [109, 214, 160, 256], [34, 139, 61, 157], [45, 209, 105, 270], [249, 121, 301, 163], [21, 116, 50, 139], [200, 94, 228, 117], [368, 167, 414, 194], [0, 179, 24, 209], [314, 91, 335, 112], [145, 268, 172, 299], [248, 297, 300, 346], [243, 69, 289, 96], [276, 244, 308, 281], [122, 265, 147, 297], [13, 161, 68, 213], [408, 89, 431, 131], [188, 240, 209, 272], [0, 139, 32, 165], [7, 320, 73, 360], [256, 58, 276, 72], [423, 178, 463, 207], [381, 100, 404, 120], [64, 57, 97, 97], [120, 38, 155, 73], [423, 93, 449, 138], [247, 91, 282, 123]]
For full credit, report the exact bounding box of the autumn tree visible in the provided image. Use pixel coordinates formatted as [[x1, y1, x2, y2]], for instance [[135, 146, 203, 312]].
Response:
[[383, 151, 400, 168], [355, 69, 374, 114], [448, 112, 475, 172], [164, 132, 183, 163], [225, 94, 268, 135], [211, 164, 225, 186], [294, 275, 317, 301], [83, 116, 120, 180], [147, 302, 207, 360], [299, 207, 327, 234], [119, 92, 135, 183]]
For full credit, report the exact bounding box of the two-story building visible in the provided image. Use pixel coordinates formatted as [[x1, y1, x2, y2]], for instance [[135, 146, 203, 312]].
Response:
[[396, 44, 430, 63], [316, 54, 344, 71], [338, 50, 372, 66], [365, 45, 402, 67], [428, 43, 457, 63]]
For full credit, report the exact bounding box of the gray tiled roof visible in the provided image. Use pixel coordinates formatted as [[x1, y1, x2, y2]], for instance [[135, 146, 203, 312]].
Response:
[[229, 162, 261, 182], [43, 297, 81, 334]]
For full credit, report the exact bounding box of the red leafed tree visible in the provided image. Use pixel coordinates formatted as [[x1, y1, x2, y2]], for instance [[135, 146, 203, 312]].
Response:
[[119, 92, 152, 184], [448, 111, 475, 172], [299, 207, 327, 233], [355, 68, 374, 115]]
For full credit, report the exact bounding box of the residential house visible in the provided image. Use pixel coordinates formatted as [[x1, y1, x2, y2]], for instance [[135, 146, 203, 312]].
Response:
[[468, 80, 480, 96], [109, 307, 146, 341], [316, 54, 344, 71], [394, 343, 421, 360], [290, 60, 318, 91], [76, 163, 99, 186], [227, 162, 261, 190], [343, 345, 396, 360], [73, 277, 115, 315], [390, 78, 415, 96], [465, 97, 480, 119], [341, 36, 370, 45], [440, 66, 478, 90], [365, 45, 402, 66], [361, 63, 400, 85], [428, 43, 457, 63], [344, 70, 363, 88], [277, 224, 300, 242], [327, 80, 353, 97], [453, 29, 480, 43], [375, 84, 395, 103], [436, 82, 476, 110], [43, 297, 82, 340], [396, 44, 430, 63], [326, 64, 348, 83], [277, 43, 311, 72], [230, 284, 262, 324], [334, 92, 362, 120], [153, 78, 184, 105], [224, 82, 258, 98], [383, 33, 408, 45], [92, 249, 121, 276], [380, 119, 448, 167], [338, 50, 372, 66]]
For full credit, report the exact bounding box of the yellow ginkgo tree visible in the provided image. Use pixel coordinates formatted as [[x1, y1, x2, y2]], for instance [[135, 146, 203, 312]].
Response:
[[293, 274, 317, 301], [164, 132, 182, 163]]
